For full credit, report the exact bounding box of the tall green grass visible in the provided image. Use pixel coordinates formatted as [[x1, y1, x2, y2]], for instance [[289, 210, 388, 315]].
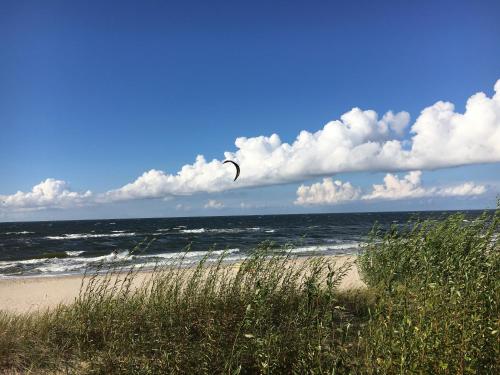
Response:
[[0, 209, 498, 374], [0, 245, 363, 374]]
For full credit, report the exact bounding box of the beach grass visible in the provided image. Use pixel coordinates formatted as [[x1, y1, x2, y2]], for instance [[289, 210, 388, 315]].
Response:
[[0, 209, 498, 374]]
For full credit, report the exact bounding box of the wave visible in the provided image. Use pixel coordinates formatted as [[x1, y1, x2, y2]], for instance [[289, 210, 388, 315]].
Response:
[[45, 232, 136, 240], [179, 227, 266, 234], [0, 248, 242, 277], [0, 258, 44, 267], [65, 250, 85, 257], [180, 228, 205, 233], [0, 239, 361, 277], [141, 248, 240, 260], [156, 228, 170, 232], [285, 242, 361, 254], [2, 231, 34, 235]]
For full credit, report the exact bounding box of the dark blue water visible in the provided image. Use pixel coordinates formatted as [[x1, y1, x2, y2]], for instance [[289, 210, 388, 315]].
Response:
[[0, 211, 485, 277]]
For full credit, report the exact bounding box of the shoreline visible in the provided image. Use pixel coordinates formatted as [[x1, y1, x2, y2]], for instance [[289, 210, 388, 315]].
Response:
[[0, 255, 363, 314]]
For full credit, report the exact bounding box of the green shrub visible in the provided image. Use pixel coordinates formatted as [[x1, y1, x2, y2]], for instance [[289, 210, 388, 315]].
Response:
[[359, 210, 500, 374]]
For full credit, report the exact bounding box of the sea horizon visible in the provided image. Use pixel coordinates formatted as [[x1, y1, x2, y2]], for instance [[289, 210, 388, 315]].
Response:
[[0, 207, 493, 225]]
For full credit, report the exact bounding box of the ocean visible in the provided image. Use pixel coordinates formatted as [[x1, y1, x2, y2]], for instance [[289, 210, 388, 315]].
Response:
[[0, 210, 485, 277]]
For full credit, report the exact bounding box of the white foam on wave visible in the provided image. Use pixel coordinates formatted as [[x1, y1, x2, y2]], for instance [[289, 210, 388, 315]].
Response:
[[208, 228, 238, 233], [83, 250, 131, 263], [3, 231, 34, 235], [286, 242, 361, 254], [0, 263, 19, 270], [46, 232, 136, 240], [5, 248, 241, 275], [265, 229, 275, 233], [156, 228, 170, 232], [130, 252, 248, 270], [0, 250, 132, 271], [35, 263, 84, 273], [180, 228, 205, 233], [31, 250, 133, 274], [141, 248, 240, 260], [0, 258, 44, 268], [179, 227, 265, 234], [65, 250, 85, 257]]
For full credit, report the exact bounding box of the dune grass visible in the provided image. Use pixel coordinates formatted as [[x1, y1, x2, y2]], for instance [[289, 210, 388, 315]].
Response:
[[0, 209, 498, 374]]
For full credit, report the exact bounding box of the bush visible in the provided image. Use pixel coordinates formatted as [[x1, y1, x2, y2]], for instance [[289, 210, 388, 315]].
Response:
[[358, 210, 500, 374]]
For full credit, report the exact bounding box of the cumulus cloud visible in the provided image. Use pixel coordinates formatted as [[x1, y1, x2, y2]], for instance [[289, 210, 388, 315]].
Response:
[[295, 171, 486, 205], [103, 156, 234, 202], [437, 183, 486, 197], [295, 179, 361, 205], [362, 171, 486, 200], [0, 179, 92, 210], [103, 80, 500, 201], [362, 171, 427, 200], [2, 80, 498, 210], [204, 199, 224, 209]]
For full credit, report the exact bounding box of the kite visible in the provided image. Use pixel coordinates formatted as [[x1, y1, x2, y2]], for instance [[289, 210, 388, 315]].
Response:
[[223, 160, 240, 181]]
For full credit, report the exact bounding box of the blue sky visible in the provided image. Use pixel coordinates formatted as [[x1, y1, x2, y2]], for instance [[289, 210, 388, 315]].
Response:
[[1, 0, 499, 221]]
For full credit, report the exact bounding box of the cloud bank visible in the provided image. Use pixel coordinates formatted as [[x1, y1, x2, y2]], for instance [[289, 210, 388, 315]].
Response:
[[363, 171, 486, 200], [295, 179, 361, 205], [295, 171, 486, 205], [0, 179, 92, 210], [105, 80, 500, 201], [1, 80, 498, 211]]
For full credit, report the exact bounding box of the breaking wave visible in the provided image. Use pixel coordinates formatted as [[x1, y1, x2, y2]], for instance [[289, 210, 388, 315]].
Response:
[[180, 228, 206, 234], [2, 231, 34, 235], [45, 232, 136, 240], [0, 248, 244, 277], [178, 227, 269, 234]]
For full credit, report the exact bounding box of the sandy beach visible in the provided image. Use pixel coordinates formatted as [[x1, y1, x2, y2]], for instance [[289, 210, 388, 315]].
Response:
[[0, 255, 363, 314]]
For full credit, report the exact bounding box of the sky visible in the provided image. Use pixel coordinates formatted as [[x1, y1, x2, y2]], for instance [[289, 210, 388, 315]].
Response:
[[1, 0, 499, 222]]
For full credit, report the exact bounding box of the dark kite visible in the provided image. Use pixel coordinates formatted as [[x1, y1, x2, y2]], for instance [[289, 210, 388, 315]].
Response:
[[223, 160, 240, 181]]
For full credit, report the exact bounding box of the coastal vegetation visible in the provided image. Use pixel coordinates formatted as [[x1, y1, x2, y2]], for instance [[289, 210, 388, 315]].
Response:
[[0, 209, 498, 374]]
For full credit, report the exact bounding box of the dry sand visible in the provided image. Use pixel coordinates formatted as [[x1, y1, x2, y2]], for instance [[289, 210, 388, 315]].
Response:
[[0, 255, 364, 314]]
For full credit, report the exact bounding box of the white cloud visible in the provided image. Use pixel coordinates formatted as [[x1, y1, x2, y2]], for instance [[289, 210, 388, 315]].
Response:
[[362, 171, 486, 200], [103, 80, 500, 201], [295, 179, 361, 205], [204, 199, 224, 209], [103, 156, 234, 202], [362, 171, 427, 200], [2, 80, 498, 211], [436, 182, 486, 197], [0, 179, 92, 210], [296, 171, 487, 205]]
